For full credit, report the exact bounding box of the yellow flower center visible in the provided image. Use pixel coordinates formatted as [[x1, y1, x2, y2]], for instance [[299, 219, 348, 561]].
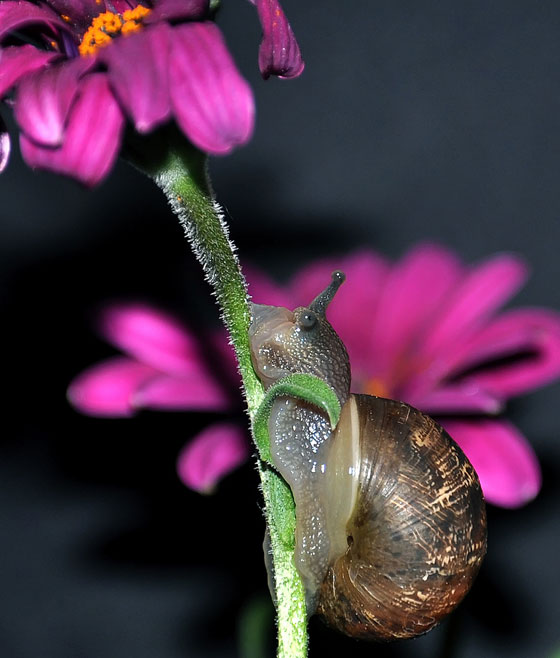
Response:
[[79, 5, 151, 56], [364, 377, 391, 399]]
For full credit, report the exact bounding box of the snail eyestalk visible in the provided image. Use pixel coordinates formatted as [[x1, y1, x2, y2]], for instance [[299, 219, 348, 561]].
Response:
[[309, 270, 346, 315]]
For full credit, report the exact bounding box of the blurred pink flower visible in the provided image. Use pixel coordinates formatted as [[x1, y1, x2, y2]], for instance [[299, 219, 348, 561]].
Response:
[[68, 244, 560, 506], [67, 303, 247, 493]]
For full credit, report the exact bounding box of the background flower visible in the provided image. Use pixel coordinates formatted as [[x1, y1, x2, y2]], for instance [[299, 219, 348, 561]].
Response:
[[67, 244, 560, 507], [67, 303, 249, 492], [0, 0, 303, 184], [274, 245, 560, 508]]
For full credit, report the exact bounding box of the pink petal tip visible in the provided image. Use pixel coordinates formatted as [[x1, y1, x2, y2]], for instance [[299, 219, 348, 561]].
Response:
[[443, 419, 542, 508], [67, 357, 157, 417], [176, 423, 249, 493]]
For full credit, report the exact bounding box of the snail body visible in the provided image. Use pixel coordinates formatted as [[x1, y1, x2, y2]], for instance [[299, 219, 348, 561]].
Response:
[[249, 272, 487, 641]]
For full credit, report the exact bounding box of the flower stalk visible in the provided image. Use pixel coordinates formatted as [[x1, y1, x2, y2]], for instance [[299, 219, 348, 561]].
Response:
[[128, 131, 308, 658]]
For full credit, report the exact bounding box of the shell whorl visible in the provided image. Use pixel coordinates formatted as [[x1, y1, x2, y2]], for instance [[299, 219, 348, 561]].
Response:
[[316, 395, 487, 640]]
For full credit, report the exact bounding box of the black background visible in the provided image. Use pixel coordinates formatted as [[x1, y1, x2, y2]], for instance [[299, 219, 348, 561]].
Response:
[[2, 1, 560, 656]]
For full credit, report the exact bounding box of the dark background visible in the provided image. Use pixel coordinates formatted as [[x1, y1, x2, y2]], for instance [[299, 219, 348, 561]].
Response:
[[2, 1, 560, 656]]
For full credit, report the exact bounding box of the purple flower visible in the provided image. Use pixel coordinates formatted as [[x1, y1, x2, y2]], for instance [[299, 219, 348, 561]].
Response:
[[0, 0, 303, 185], [272, 245, 559, 508], [67, 303, 247, 493], [67, 244, 560, 506]]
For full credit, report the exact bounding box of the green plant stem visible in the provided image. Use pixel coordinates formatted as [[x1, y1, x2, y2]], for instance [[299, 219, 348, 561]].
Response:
[[127, 131, 308, 658]]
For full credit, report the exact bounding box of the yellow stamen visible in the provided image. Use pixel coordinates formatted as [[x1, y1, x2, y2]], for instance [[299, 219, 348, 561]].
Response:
[[78, 5, 151, 56], [123, 6, 151, 21], [364, 377, 390, 399]]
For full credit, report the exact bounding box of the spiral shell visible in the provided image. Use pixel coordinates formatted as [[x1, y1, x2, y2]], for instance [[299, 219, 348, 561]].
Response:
[[316, 394, 487, 640]]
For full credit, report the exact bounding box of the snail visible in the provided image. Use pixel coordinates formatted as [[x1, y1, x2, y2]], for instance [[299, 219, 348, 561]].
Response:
[[249, 271, 487, 641]]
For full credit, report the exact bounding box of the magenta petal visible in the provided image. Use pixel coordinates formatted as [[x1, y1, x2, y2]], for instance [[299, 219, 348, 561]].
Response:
[[42, 0, 106, 27], [177, 423, 249, 493], [20, 73, 124, 185], [462, 309, 560, 397], [98, 303, 210, 376], [0, 1, 66, 40], [411, 383, 503, 415], [67, 357, 158, 417], [15, 57, 93, 146], [134, 372, 231, 411], [0, 117, 9, 172], [367, 244, 463, 385], [0, 46, 61, 98], [442, 419, 541, 508], [106, 0, 141, 14], [169, 22, 255, 154], [422, 254, 528, 358], [102, 24, 171, 133], [251, 0, 304, 79], [146, 0, 208, 23]]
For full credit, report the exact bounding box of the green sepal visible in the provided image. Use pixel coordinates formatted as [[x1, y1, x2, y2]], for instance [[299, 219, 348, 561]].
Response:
[[252, 373, 342, 465]]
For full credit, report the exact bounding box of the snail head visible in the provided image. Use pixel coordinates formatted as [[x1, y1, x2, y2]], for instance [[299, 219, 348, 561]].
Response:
[[249, 271, 350, 400]]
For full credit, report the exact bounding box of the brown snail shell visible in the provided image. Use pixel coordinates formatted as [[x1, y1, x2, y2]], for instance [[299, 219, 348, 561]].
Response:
[[249, 271, 487, 641], [316, 394, 487, 641]]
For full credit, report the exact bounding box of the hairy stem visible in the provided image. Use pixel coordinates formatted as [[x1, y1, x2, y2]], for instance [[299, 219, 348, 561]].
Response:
[[127, 131, 308, 658]]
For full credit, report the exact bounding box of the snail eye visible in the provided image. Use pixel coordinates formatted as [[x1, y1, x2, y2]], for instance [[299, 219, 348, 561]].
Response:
[[299, 311, 317, 330]]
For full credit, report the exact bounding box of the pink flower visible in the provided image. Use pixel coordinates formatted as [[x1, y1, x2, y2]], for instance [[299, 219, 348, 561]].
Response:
[[0, 0, 303, 185], [67, 303, 247, 493], [67, 245, 560, 506]]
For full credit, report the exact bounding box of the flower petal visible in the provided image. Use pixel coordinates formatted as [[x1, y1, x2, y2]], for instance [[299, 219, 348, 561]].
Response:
[[146, 0, 208, 24], [98, 303, 211, 376], [442, 419, 541, 508], [0, 116, 10, 172], [102, 23, 171, 133], [67, 357, 157, 417], [0, 1, 66, 40], [289, 250, 389, 373], [462, 309, 560, 397], [421, 254, 528, 359], [20, 73, 124, 185], [0, 46, 60, 98], [368, 244, 463, 388], [169, 22, 254, 154], [134, 371, 231, 411], [15, 56, 94, 146], [42, 0, 108, 29], [176, 422, 249, 493], [413, 382, 503, 415], [250, 0, 304, 79]]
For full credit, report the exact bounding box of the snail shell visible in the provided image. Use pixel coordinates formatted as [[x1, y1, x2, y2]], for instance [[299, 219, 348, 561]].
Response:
[[249, 272, 487, 641], [316, 394, 486, 640]]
